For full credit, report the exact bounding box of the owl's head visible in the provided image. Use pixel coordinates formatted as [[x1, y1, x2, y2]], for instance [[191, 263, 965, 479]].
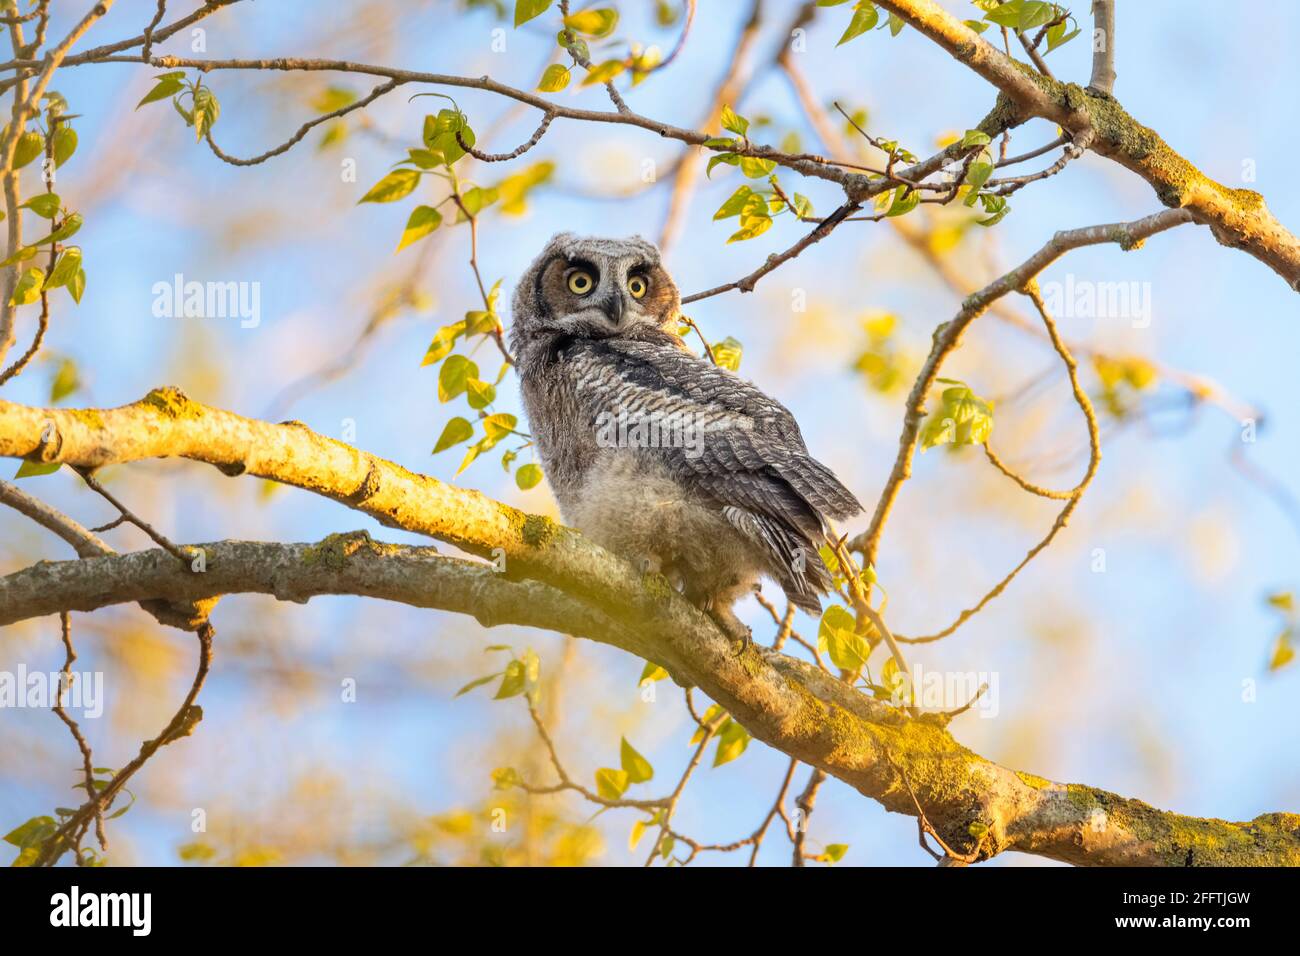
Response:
[[510, 232, 681, 360]]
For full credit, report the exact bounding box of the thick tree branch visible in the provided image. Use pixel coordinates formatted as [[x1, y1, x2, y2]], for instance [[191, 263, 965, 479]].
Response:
[[1, 399, 1298, 865], [1, 531, 1296, 867]]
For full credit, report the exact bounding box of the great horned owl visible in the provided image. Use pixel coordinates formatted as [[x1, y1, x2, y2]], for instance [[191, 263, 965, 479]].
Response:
[[510, 232, 861, 644]]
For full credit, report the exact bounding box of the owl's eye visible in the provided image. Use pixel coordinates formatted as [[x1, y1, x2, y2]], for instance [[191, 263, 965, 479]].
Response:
[[567, 270, 595, 295], [627, 275, 648, 299]]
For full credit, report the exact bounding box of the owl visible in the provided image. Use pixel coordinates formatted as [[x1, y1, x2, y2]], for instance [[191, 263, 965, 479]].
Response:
[[510, 232, 862, 646]]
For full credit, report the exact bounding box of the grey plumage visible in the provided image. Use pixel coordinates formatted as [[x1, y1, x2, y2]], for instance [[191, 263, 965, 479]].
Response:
[[510, 232, 861, 638]]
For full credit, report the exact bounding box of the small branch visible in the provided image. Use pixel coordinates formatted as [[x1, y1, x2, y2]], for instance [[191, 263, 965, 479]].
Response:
[[896, 280, 1102, 646], [681, 200, 861, 303], [455, 111, 553, 163], [51, 611, 107, 862], [0, 478, 110, 558], [1088, 0, 1117, 96], [35, 618, 214, 866], [75, 467, 194, 566], [850, 208, 1194, 566], [204, 78, 402, 166]]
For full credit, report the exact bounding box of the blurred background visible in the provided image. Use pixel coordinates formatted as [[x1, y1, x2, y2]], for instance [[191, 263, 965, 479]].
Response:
[[1, 0, 1297, 866]]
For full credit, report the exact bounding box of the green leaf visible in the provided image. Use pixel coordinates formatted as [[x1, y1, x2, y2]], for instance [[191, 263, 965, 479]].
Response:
[[423, 110, 476, 166], [818, 843, 849, 863], [136, 71, 186, 109], [960, 129, 992, 149], [690, 704, 726, 745], [396, 205, 442, 252], [790, 192, 814, 218], [713, 719, 751, 767], [738, 155, 776, 178], [537, 63, 571, 92], [49, 357, 79, 403], [51, 125, 76, 168], [595, 767, 629, 800], [481, 413, 518, 445], [311, 86, 357, 113], [13, 130, 43, 169], [494, 659, 528, 698], [465, 378, 496, 410], [514, 0, 552, 27], [919, 382, 995, 449], [421, 320, 466, 367], [68, 267, 85, 305], [433, 416, 474, 454], [885, 185, 921, 218], [837, 1, 880, 46], [455, 672, 503, 697], [1267, 592, 1295, 612], [639, 660, 669, 683], [465, 310, 498, 336], [581, 59, 626, 87], [190, 85, 220, 142], [3, 815, 56, 848], [620, 737, 654, 783], [983, 1, 1024, 28], [14, 460, 60, 479], [515, 462, 543, 490], [1045, 21, 1081, 52], [720, 104, 749, 137], [727, 217, 771, 243], [964, 160, 995, 196], [887, 12, 904, 35], [358, 168, 421, 204], [20, 192, 60, 219], [564, 8, 618, 37], [9, 266, 44, 305], [712, 336, 743, 371], [40, 212, 82, 246], [44, 247, 81, 290], [492, 767, 522, 790], [1269, 631, 1295, 672], [819, 605, 870, 671], [976, 193, 1010, 227], [438, 354, 478, 402], [628, 818, 649, 851], [713, 185, 754, 220], [0, 245, 36, 268], [457, 185, 499, 219]]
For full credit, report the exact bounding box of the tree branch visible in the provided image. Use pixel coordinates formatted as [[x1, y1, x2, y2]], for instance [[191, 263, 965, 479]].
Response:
[[1, 399, 1297, 866]]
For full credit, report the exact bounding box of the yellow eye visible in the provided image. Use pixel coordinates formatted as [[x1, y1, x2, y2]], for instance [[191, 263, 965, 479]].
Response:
[[627, 275, 648, 299], [567, 271, 595, 295]]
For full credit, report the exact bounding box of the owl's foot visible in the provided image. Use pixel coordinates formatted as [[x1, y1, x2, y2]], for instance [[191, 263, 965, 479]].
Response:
[[704, 605, 752, 656]]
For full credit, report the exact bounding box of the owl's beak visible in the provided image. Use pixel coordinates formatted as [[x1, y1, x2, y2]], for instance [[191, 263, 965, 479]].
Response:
[[600, 292, 625, 327]]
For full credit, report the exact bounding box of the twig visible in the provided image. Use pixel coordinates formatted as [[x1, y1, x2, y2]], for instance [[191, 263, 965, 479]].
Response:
[[896, 279, 1102, 645], [51, 611, 107, 860], [204, 78, 402, 166], [681, 200, 860, 303]]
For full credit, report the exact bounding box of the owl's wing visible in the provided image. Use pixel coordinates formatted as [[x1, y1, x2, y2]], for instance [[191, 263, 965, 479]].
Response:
[[565, 337, 861, 605]]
